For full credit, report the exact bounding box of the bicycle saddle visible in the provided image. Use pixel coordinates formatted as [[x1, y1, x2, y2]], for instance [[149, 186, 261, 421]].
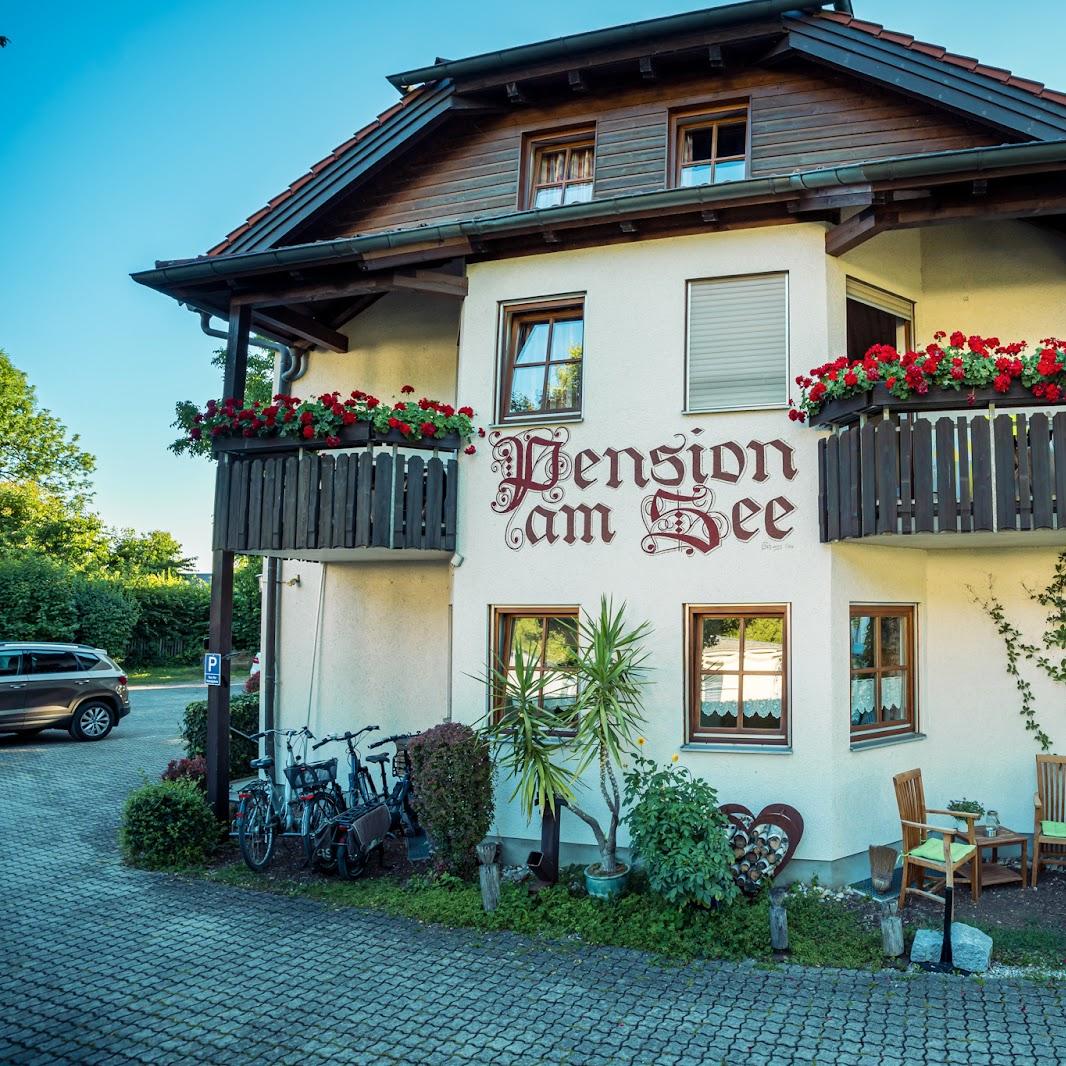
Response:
[[249, 757, 274, 770], [365, 753, 389, 764]]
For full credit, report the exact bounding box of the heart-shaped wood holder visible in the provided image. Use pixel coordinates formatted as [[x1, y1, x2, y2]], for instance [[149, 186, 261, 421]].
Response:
[[720, 803, 804, 895]]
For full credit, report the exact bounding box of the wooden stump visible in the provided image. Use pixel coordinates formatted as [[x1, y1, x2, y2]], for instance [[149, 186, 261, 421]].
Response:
[[477, 842, 501, 913], [770, 888, 789, 953], [880, 900, 904, 958]]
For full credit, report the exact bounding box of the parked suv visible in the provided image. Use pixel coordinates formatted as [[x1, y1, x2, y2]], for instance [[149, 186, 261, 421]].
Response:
[[0, 643, 131, 741]]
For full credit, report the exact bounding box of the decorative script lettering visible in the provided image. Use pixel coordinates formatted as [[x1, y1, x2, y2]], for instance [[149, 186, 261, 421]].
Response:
[[489, 428, 798, 554]]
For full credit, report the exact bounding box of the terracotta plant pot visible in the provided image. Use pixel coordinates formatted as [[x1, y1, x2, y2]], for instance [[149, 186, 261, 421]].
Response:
[[584, 861, 629, 900]]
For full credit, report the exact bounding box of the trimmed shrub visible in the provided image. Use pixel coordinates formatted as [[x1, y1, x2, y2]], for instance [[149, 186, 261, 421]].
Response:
[[409, 722, 493, 879], [126, 576, 211, 666], [71, 575, 139, 658], [623, 753, 739, 909], [162, 755, 207, 788], [181, 693, 259, 779], [120, 779, 219, 869], [0, 554, 78, 642]]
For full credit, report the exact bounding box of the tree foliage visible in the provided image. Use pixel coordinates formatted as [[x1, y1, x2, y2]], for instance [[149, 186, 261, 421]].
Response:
[[108, 528, 195, 576]]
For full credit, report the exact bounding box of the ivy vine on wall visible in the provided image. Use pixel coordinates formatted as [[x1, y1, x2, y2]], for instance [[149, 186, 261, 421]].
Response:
[[970, 550, 1066, 751]]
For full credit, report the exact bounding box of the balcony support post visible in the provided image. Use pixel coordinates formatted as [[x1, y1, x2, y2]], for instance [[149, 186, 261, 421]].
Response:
[[206, 302, 251, 820]]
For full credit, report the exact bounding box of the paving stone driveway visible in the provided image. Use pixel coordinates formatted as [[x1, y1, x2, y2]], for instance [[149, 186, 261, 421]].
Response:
[[2, 687, 1064, 1065]]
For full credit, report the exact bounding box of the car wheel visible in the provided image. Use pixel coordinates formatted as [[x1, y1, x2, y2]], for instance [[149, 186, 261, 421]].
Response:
[[69, 701, 114, 741]]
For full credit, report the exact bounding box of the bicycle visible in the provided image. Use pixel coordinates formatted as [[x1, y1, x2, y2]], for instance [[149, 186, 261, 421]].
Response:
[[234, 726, 337, 873], [300, 725, 382, 873], [333, 731, 422, 880]]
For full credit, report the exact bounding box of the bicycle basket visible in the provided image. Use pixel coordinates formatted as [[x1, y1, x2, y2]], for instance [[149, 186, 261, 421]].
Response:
[[284, 758, 337, 792]]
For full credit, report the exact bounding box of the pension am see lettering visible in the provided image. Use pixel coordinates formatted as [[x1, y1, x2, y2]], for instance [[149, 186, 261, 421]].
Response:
[[489, 427, 798, 554]]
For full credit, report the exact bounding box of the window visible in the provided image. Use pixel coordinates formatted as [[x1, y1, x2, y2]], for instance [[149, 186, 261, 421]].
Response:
[[846, 278, 914, 361], [526, 130, 595, 209], [850, 606, 916, 741], [499, 300, 584, 422], [686, 273, 788, 412], [26, 650, 81, 674], [673, 107, 748, 187], [0, 652, 21, 677], [492, 608, 580, 726], [76, 653, 104, 671], [687, 607, 788, 745]]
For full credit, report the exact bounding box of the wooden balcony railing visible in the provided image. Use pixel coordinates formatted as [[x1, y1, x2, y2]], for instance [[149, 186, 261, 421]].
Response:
[[818, 410, 1066, 542], [213, 448, 458, 556]]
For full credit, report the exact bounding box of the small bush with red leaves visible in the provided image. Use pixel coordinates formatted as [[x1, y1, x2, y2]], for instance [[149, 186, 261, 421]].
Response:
[[161, 755, 207, 788], [409, 722, 494, 879], [244, 669, 260, 694]]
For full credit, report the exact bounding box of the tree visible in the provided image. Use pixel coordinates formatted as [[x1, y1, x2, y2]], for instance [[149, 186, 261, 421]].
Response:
[[0, 482, 110, 571], [0, 350, 95, 499], [108, 528, 195, 577]]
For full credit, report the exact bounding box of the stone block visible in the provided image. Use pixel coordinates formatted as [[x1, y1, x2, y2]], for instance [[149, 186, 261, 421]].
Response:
[[910, 923, 993, 972]]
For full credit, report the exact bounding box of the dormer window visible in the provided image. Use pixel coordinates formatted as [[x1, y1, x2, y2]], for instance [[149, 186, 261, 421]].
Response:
[[674, 106, 749, 187], [526, 129, 595, 209]]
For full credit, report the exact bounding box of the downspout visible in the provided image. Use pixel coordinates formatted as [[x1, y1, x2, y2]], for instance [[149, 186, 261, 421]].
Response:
[[196, 310, 308, 384]]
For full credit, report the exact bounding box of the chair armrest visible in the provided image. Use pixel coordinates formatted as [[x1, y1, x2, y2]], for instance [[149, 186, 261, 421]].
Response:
[[1034, 794, 1043, 811], [901, 819, 960, 838], [928, 807, 977, 820]]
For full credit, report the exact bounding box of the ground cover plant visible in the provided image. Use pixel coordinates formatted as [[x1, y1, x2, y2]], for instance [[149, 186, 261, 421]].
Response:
[[121, 779, 219, 869]]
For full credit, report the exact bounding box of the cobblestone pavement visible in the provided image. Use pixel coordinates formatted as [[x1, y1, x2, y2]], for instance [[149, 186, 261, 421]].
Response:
[[2, 688, 1064, 1065]]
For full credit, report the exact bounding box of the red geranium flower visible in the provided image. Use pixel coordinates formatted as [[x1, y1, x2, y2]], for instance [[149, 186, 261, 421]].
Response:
[[458, 406, 474, 417], [302, 425, 315, 438], [420, 421, 437, 436], [401, 385, 415, 394], [464, 444, 476, 455]]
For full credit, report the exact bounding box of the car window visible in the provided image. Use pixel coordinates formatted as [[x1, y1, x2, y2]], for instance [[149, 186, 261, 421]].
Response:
[[27, 651, 82, 675], [75, 653, 104, 671], [0, 652, 21, 677]]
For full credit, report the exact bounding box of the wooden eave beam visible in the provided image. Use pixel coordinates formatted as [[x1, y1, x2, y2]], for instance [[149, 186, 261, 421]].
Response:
[[390, 270, 469, 298], [232, 268, 467, 308], [253, 306, 349, 353], [825, 206, 897, 256]]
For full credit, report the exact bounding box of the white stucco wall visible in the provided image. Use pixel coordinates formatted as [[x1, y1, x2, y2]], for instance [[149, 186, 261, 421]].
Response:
[[270, 218, 1065, 882]]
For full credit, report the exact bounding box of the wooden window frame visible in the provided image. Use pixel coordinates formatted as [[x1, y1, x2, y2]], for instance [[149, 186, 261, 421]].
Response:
[[491, 606, 580, 733], [497, 298, 585, 425], [522, 126, 596, 210], [686, 605, 789, 746], [849, 605, 917, 742], [670, 103, 750, 189]]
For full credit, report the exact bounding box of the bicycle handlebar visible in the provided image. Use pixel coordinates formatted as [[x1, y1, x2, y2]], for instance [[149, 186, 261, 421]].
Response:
[[367, 731, 420, 749], [241, 726, 315, 743], [311, 725, 379, 750]]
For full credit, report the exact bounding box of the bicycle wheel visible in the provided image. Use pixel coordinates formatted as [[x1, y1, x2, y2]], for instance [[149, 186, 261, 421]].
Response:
[[335, 826, 369, 881], [301, 791, 341, 874], [238, 790, 276, 872]]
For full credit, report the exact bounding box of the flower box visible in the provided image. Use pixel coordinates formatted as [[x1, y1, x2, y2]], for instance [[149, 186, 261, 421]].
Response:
[[812, 381, 1043, 428], [211, 421, 461, 455]]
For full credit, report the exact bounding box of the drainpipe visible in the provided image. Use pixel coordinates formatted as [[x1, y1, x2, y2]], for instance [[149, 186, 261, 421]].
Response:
[[195, 310, 308, 384]]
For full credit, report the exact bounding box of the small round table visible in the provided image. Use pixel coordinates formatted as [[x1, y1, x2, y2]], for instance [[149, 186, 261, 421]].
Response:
[[971, 826, 1029, 890]]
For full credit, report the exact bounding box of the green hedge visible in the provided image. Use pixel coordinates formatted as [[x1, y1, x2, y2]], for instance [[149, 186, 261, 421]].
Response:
[[126, 577, 211, 666], [181, 693, 260, 779], [120, 779, 219, 869]]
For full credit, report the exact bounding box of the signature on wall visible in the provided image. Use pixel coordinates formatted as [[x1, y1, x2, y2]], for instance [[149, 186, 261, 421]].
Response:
[[489, 427, 798, 554]]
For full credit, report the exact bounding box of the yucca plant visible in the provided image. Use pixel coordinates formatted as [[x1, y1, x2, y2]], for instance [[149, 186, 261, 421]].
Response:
[[480, 596, 651, 878]]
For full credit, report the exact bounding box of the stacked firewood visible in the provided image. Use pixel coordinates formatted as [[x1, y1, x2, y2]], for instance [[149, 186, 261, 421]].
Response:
[[728, 823, 791, 894]]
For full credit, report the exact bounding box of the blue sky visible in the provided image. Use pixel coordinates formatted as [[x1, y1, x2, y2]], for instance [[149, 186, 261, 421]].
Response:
[[1, 0, 1062, 566]]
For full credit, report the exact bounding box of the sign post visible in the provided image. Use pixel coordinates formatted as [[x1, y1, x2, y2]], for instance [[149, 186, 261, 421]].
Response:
[[204, 652, 222, 687]]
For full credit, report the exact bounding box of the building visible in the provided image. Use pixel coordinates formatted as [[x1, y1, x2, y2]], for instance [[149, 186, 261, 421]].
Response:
[[135, 0, 1066, 884]]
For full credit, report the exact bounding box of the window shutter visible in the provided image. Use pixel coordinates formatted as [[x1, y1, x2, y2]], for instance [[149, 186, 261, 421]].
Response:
[[846, 278, 914, 321], [687, 273, 788, 411]]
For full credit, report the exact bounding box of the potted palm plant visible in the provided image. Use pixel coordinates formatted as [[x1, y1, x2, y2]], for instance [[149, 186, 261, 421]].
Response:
[[482, 597, 651, 901]]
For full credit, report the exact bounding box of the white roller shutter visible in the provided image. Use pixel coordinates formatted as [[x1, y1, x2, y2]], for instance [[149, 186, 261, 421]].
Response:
[[846, 277, 914, 321], [686, 272, 789, 411]]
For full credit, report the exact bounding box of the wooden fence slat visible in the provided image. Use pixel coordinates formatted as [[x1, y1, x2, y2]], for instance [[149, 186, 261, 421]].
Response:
[[898, 416, 913, 535], [424, 457, 444, 550], [331, 454, 348, 548], [318, 455, 335, 550], [295, 454, 311, 549], [934, 417, 957, 533], [231, 459, 250, 551], [371, 453, 393, 547], [912, 419, 934, 534], [847, 427, 863, 538], [355, 452, 374, 547], [306, 455, 321, 547], [443, 459, 458, 551], [1016, 413, 1032, 531], [1054, 412, 1066, 528], [817, 438, 828, 543], [970, 417, 994, 531], [247, 459, 263, 550], [213, 456, 231, 551], [1030, 414, 1053, 530], [344, 454, 358, 547], [262, 458, 277, 550], [283, 457, 299, 549], [956, 418, 972, 533], [825, 435, 840, 542], [392, 455, 407, 549], [874, 420, 897, 534], [993, 414, 1018, 532], [860, 421, 876, 536], [405, 456, 425, 548]]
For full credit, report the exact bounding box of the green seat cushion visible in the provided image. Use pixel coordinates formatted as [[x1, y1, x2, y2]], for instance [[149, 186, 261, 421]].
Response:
[[909, 838, 976, 864], [1041, 820, 1066, 838]]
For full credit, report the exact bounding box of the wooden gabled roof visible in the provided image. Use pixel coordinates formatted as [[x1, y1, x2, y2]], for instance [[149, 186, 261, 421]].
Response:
[[194, 2, 1066, 262]]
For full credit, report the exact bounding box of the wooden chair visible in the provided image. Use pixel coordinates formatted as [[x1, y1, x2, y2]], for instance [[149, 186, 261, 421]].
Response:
[[894, 768, 980, 911], [1033, 754, 1066, 887]]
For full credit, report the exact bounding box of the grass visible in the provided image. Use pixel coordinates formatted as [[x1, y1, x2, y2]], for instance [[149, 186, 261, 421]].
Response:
[[126, 655, 253, 687], [975, 923, 1066, 970], [203, 865, 886, 971]]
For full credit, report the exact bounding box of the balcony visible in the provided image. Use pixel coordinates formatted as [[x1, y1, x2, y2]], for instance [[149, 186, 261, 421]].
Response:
[[817, 391, 1066, 547], [212, 444, 458, 561]]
